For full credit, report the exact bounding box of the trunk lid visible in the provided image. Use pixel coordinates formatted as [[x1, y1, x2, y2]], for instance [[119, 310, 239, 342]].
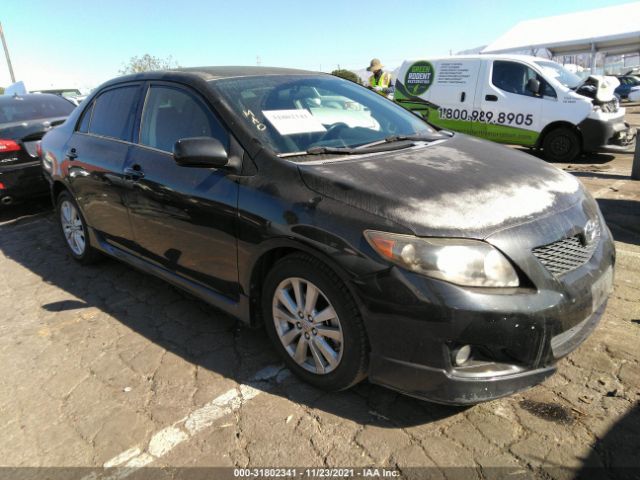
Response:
[[0, 116, 66, 166]]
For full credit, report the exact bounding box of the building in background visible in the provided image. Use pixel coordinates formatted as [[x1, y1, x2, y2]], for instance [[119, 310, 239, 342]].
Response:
[[481, 2, 640, 76]]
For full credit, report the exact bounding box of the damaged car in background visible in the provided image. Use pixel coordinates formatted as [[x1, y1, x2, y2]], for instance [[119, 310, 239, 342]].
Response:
[[395, 55, 635, 162], [41, 67, 615, 404]]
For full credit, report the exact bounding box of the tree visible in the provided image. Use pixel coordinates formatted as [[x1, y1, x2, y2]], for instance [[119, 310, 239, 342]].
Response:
[[119, 54, 180, 75], [331, 69, 361, 84]]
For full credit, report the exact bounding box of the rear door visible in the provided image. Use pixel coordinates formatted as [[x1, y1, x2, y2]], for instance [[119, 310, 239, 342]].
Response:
[[64, 83, 143, 246], [473, 60, 543, 146], [124, 82, 240, 299]]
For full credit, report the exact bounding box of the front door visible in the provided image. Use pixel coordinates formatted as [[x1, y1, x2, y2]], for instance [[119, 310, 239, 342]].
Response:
[[125, 83, 240, 299], [473, 60, 543, 147]]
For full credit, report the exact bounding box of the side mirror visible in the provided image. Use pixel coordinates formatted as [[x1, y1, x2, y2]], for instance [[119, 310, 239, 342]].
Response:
[[173, 137, 228, 168], [527, 78, 541, 95]]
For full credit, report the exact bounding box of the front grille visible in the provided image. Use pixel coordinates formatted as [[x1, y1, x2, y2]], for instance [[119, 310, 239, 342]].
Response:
[[532, 227, 600, 276]]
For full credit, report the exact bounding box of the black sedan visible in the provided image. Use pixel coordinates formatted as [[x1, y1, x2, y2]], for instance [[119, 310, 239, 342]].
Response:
[[40, 67, 615, 404], [0, 93, 75, 206]]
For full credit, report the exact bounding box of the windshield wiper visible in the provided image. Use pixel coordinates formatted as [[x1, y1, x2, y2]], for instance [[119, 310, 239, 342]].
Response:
[[306, 146, 356, 155], [355, 131, 451, 150], [306, 141, 417, 156], [383, 131, 451, 143]]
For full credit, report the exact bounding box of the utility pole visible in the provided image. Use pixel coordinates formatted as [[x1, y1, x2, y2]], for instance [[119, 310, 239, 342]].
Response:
[[0, 22, 15, 83]]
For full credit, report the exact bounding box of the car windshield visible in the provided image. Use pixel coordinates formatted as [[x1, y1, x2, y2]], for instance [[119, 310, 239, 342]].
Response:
[[211, 75, 432, 155], [534, 61, 583, 89]]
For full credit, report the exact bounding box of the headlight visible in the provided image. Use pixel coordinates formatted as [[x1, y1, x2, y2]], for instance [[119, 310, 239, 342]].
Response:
[[364, 230, 519, 287]]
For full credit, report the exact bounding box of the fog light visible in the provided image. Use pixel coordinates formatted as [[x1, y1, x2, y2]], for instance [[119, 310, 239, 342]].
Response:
[[453, 345, 472, 366]]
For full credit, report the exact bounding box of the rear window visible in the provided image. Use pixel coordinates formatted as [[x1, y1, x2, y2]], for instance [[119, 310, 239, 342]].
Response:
[[0, 95, 75, 124], [88, 86, 139, 141]]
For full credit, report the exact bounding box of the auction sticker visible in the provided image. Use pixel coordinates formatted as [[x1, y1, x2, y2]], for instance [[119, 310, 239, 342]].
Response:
[[405, 61, 435, 96], [263, 109, 326, 135]]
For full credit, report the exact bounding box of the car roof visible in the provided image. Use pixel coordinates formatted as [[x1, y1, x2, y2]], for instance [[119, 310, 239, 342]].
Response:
[[114, 66, 320, 84], [0, 92, 70, 103], [399, 54, 554, 64]]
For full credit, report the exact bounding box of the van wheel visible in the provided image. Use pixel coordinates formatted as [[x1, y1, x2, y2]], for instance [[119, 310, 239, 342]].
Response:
[[57, 191, 101, 265], [262, 253, 368, 391], [542, 127, 581, 162]]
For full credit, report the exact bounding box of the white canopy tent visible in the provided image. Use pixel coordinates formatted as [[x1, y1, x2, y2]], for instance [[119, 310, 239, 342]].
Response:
[[481, 2, 640, 72]]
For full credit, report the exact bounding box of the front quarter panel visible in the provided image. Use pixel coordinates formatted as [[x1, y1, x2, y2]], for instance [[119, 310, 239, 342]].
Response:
[[236, 150, 409, 303]]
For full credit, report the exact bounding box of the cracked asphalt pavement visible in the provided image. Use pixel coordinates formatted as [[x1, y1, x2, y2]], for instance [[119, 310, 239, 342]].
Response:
[[1, 109, 639, 479]]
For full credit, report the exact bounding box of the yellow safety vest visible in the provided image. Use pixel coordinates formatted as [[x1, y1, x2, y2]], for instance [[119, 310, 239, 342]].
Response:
[[369, 72, 391, 89]]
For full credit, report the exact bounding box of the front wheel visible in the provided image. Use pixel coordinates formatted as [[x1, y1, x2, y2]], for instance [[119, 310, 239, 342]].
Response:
[[542, 127, 581, 162], [262, 253, 368, 391]]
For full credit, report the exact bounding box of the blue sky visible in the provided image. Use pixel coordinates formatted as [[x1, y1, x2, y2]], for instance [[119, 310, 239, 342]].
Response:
[[0, 0, 633, 89]]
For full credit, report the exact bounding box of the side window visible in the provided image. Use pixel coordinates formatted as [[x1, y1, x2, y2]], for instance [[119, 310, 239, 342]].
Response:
[[492, 61, 541, 97], [139, 85, 228, 153], [76, 101, 94, 133], [88, 86, 139, 141], [540, 80, 557, 98]]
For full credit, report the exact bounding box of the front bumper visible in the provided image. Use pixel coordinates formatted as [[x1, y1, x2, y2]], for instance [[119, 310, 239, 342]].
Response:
[[0, 161, 49, 204], [355, 202, 615, 405], [368, 300, 607, 405], [578, 116, 636, 153]]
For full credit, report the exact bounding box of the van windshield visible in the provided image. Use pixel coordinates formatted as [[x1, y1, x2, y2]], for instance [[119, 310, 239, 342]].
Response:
[[534, 61, 582, 89], [210, 75, 432, 155]]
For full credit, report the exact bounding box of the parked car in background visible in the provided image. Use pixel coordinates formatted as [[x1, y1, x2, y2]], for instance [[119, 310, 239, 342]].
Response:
[[395, 55, 634, 162], [0, 93, 75, 205], [41, 67, 614, 404], [629, 85, 640, 103], [614, 76, 640, 100], [30, 89, 87, 106], [5, 82, 88, 106], [31, 88, 81, 97]]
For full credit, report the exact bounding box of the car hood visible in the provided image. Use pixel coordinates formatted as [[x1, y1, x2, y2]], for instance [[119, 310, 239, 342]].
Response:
[[575, 75, 619, 102], [297, 134, 584, 238]]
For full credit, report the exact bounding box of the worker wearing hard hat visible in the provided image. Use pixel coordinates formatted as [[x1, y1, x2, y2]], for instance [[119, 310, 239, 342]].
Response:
[[367, 58, 393, 96]]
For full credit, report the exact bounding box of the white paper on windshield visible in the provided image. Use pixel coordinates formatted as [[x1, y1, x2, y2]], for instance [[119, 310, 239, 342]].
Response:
[[263, 109, 326, 135]]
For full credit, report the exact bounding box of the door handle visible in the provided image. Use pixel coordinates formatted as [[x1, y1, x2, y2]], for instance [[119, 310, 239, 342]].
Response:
[[66, 148, 78, 160], [124, 165, 144, 180], [485, 94, 498, 102]]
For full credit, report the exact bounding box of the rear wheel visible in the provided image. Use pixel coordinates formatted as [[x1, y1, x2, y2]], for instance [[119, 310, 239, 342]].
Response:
[[262, 253, 368, 390], [57, 191, 101, 264], [542, 127, 581, 162]]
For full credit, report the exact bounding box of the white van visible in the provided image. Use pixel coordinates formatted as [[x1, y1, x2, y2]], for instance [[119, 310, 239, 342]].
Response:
[[394, 55, 635, 161]]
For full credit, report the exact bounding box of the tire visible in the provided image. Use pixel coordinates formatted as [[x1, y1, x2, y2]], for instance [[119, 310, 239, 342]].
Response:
[[56, 191, 101, 265], [262, 253, 368, 391], [542, 127, 581, 162]]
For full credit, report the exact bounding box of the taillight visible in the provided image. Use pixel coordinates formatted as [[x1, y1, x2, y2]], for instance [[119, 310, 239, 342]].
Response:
[[36, 141, 43, 158], [0, 139, 20, 153], [0, 182, 5, 190]]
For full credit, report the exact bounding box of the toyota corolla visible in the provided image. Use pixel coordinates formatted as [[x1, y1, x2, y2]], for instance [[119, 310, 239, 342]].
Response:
[[41, 67, 614, 404]]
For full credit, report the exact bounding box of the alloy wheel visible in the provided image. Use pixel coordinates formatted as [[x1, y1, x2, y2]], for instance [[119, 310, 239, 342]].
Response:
[[60, 200, 86, 256], [272, 277, 344, 374]]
